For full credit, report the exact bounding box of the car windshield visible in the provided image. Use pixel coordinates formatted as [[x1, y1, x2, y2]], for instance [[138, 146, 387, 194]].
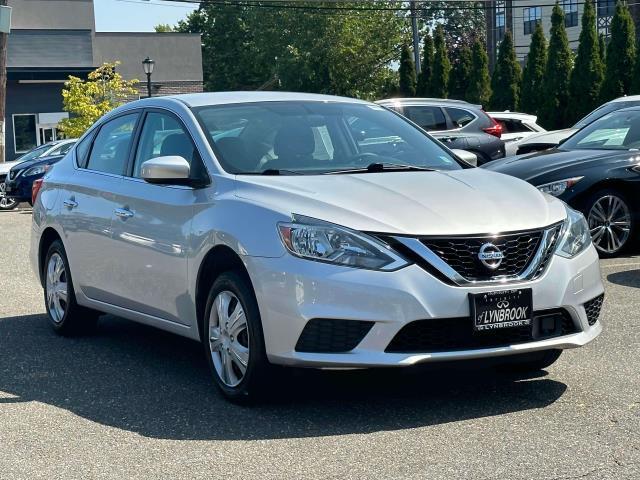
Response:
[[193, 101, 463, 174], [572, 101, 634, 129], [561, 110, 640, 151], [16, 144, 50, 162]]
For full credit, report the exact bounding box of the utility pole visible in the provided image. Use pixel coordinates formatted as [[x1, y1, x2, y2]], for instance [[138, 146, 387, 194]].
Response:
[[410, 0, 421, 76], [0, 0, 8, 163]]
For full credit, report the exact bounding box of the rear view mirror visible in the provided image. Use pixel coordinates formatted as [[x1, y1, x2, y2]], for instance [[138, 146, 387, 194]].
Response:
[[141, 156, 191, 185], [452, 149, 478, 167]]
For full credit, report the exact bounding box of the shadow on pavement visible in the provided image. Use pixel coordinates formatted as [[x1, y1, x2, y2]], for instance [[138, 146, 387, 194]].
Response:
[[607, 269, 640, 289], [0, 314, 567, 441]]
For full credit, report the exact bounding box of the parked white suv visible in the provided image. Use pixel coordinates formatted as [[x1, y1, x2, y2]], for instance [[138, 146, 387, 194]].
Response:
[[30, 92, 604, 401]]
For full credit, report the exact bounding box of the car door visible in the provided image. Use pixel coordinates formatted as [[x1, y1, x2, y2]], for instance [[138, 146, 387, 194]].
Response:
[[57, 112, 140, 303], [108, 110, 209, 325]]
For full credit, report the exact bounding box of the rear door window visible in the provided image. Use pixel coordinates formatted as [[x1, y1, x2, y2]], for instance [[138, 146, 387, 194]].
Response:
[[445, 107, 476, 128], [403, 106, 448, 131]]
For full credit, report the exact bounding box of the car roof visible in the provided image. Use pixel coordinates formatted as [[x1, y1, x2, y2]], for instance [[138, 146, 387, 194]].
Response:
[[376, 98, 482, 110], [135, 91, 372, 108], [488, 111, 538, 122], [610, 95, 640, 103], [611, 105, 640, 113]]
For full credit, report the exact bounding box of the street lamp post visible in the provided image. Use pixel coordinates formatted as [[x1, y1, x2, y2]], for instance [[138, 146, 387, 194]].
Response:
[[142, 57, 155, 98]]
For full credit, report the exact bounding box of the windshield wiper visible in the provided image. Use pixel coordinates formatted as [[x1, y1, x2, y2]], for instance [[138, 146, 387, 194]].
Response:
[[260, 169, 304, 175], [325, 162, 437, 174]]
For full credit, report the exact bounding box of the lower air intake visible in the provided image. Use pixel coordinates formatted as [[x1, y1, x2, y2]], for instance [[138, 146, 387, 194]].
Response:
[[295, 319, 374, 353]]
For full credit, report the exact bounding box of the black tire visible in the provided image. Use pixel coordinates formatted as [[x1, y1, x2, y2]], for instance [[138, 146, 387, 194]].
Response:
[[499, 349, 562, 373], [0, 183, 19, 210], [584, 189, 636, 258], [43, 240, 99, 336], [203, 271, 271, 402]]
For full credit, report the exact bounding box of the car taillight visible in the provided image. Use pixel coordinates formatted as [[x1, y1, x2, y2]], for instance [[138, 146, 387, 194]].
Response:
[[482, 112, 503, 138], [32, 178, 44, 205]]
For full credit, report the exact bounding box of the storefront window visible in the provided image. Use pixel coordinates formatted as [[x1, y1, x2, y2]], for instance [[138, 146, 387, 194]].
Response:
[[13, 114, 37, 153]]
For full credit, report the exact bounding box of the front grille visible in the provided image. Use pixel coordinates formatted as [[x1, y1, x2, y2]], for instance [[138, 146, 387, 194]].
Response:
[[584, 294, 604, 326], [295, 319, 374, 353], [420, 224, 562, 282], [386, 309, 578, 353]]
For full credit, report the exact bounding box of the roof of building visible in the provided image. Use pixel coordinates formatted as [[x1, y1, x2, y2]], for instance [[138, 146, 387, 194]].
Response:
[[8, 30, 94, 69]]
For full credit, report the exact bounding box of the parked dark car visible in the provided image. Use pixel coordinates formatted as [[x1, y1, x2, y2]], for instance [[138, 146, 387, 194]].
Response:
[[4, 154, 65, 206], [485, 107, 640, 257], [376, 98, 505, 164]]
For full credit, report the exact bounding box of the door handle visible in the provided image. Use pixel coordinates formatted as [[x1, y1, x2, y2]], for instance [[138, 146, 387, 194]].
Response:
[[63, 199, 78, 209], [114, 208, 134, 219]]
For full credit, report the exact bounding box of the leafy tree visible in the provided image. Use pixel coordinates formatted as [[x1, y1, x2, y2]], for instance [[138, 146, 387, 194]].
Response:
[[399, 44, 417, 97], [520, 22, 547, 118], [176, 2, 407, 99], [448, 45, 471, 100], [489, 30, 521, 111], [466, 39, 491, 106], [417, 33, 434, 96], [540, 4, 573, 129], [429, 25, 450, 98], [58, 62, 138, 138], [419, 1, 486, 51], [600, 2, 635, 101], [568, 0, 603, 123], [154, 24, 174, 32]]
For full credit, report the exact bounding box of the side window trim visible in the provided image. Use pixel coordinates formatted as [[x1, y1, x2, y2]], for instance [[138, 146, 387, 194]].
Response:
[[83, 111, 143, 176]]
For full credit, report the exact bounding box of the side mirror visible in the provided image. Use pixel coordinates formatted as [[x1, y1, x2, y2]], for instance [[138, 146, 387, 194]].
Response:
[[141, 156, 191, 185], [452, 149, 478, 167]]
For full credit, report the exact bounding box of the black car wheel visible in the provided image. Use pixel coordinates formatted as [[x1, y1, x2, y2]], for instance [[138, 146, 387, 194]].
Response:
[[0, 182, 18, 210], [585, 190, 635, 257]]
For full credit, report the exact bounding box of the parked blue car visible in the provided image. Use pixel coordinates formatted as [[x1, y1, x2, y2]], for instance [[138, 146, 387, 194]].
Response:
[[4, 154, 65, 205]]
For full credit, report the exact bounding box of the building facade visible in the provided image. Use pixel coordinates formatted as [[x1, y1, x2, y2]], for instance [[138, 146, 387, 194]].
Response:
[[5, 0, 203, 161], [485, 0, 624, 69]]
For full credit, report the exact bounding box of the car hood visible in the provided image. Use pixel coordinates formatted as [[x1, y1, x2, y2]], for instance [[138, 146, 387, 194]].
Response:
[[483, 148, 633, 182], [233, 169, 566, 236], [10, 154, 63, 172], [0, 160, 22, 175], [514, 128, 577, 146]]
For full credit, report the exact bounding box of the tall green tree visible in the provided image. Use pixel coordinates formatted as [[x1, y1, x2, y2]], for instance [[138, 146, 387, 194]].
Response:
[[520, 22, 547, 118], [600, 2, 635, 101], [568, 0, 604, 122], [417, 33, 434, 96], [540, 4, 573, 129], [399, 44, 417, 97], [598, 33, 606, 65], [448, 45, 472, 100], [419, 1, 486, 51], [466, 39, 491, 106], [429, 25, 451, 98], [489, 30, 521, 111]]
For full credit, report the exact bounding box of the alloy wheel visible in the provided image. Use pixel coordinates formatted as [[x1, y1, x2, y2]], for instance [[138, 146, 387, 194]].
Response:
[[209, 290, 250, 387], [46, 253, 68, 323], [0, 183, 18, 210], [587, 194, 632, 255]]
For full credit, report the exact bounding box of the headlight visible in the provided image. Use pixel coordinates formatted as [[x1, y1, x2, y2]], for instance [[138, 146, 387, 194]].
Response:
[[278, 216, 409, 271], [537, 176, 583, 197], [556, 206, 591, 258], [23, 165, 49, 177]]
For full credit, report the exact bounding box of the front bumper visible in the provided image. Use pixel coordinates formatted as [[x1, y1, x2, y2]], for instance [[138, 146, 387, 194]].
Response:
[[245, 245, 604, 368], [4, 175, 36, 202]]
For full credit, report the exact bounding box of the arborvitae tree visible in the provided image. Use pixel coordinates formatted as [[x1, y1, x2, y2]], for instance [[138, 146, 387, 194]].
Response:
[[399, 44, 417, 97], [540, 4, 573, 129], [599, 33, 606, 65], [466, 39, 491, 106], [429, 25, 450, 98], [448, 45, 472, 100], [632, 38, 640, 94], [520, 22, 547, 118], [417, 33, 434, 96], [489, 30, 521, 111], [601, 2, 635, 101], [568, 0, 604, 122]]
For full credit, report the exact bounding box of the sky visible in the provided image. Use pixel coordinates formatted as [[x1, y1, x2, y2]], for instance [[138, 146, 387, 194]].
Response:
[[94, 0, 197, 32]]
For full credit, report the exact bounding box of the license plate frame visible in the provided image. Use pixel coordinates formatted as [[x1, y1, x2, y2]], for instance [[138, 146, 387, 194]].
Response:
[[470, 289, 533, 332]]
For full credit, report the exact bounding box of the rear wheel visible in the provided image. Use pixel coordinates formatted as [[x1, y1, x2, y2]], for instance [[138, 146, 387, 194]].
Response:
[[585, 190, 635, 257], [203, 271, 271, 402], [500, 349, 562, 373], [44, 240, 99, 335], [0, 182, 18, 210]]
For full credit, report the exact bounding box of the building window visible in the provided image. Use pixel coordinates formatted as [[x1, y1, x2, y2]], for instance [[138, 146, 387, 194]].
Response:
[[597, 0, 615, 18], [523, 7, 542, 35], [12, 114, 37, 153], [562, 0, 578, 27], [496, 1, 506, 42]]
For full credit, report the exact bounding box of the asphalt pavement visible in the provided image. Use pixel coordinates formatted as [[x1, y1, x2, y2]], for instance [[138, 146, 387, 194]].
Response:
[[1, 208, 639, 479]]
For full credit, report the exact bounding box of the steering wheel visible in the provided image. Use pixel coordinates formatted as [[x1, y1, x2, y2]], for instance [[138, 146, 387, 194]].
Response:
[[349, 152, 382, 164]]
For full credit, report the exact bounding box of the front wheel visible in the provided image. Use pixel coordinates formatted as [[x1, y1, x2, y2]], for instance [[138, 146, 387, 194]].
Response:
[[204, 271, 271, 402], [585, 190, 635, 257], [0, 183, 18, 210]]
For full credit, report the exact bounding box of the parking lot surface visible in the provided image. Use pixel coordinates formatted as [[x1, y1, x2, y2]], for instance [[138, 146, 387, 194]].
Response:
[[1, 209, 639, 479]]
